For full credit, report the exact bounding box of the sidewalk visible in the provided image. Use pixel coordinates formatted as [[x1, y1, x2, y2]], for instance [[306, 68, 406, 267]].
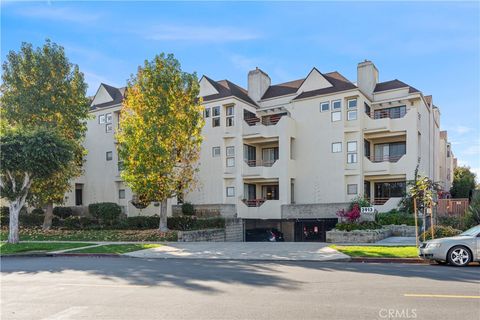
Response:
[[125, 242, 351, 261]]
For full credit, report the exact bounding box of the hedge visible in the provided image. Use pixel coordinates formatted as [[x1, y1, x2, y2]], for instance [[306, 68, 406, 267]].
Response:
[[376, 210, 415, 226], [335, 221, 382, 231], [181, 202, 195, 216], [89, 203, 122, 226], [167, 216, 225, 231], [53, 206, 73, 219], [419, 225, 461, 241]]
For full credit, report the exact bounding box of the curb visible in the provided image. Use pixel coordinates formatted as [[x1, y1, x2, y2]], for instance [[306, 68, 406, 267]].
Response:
[[350, 257, 427, 264], [1, 253, 122, 258]]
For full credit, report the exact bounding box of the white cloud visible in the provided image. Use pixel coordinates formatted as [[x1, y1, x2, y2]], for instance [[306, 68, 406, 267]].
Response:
[[19, 6, 101, 23], [145, 25, 260, 42], [230, 54, 262, 72], [463, 143, 480, 156], [453, 125, 474, 135]]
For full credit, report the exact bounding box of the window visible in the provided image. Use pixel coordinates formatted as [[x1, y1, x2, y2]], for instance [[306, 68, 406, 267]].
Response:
[[204, 108, 210, 118], [119, 189, 126, 199], [332, 100, 341, 110], [226, 146, 235, 157], [75, 184, 83, 206], [212, 106, 220, 127], [226, 106, 234, 127], [212, 147, 220, 157], [118, 161, 124, 172], [106, 123, 113, 133], [98, 114, 106, 124], [347, 110, 357, 121], [347, 141, 357, 163], [226, 187, 235, 197], [320, 102, 330, 112], [347, 99, 357, 109], [106, 151, 113, 161], [332, 142, 342, 153], [262, 185, 279, 200], [106, 113, 112, 123], [364, 140, 371, 158], [226, 157, 235, 167], [347, 184, 358, 195], [331, 111, 341, 122]]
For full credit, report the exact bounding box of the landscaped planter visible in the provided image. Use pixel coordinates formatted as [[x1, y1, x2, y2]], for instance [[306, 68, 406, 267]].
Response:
[[326, 228, 392, 243], [177, 228, 226, 242]]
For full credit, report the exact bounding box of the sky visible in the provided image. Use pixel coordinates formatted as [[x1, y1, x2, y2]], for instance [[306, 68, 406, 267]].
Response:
[[1, 1, 479, 177]]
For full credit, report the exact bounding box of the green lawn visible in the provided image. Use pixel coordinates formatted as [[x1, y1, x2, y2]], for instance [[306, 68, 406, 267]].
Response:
[[0, 242, 92, 255], [330, 245, 419, 258], [0, 228, 177, 242], [68, 244, 161, 254]]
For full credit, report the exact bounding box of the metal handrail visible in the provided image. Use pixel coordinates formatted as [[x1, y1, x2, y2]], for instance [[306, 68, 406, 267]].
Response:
[[242, 199, 266, 207], [244, 159, 277, 167], [369, 109, 406, 119], [367, 154, 405, 163]]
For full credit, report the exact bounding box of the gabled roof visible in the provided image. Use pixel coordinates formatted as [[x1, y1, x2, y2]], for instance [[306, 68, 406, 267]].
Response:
[[293, 72, 357, 100], [202, 76, 257, 106], [91, 83, 126, 110], [374, 79, 420, 94], [261, 78, 305, 99]]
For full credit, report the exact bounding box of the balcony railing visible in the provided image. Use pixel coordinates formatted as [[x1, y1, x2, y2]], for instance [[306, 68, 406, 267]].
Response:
[[244, 113, 286, 126], [366, 154, 405, 163], [366, 197, 390, 205], [244, 159, 277, 167], [368, 109, 406, 120], [242, 199, 266, 207]]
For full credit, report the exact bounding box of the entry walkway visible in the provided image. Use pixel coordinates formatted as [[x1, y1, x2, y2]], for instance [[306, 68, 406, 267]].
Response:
[[125, 242, 350, 261]]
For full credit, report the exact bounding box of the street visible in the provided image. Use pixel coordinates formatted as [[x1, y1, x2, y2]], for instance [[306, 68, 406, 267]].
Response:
[[1, 257, 479, 320]]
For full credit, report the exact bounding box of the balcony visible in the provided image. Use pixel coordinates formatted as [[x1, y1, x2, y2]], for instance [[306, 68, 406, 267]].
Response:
[[237, 199, 282, 219], [363, 154, 407, 176], [245, 159, 277, 167], [243, 113, 295, 141], [363, 107, 415, 135]]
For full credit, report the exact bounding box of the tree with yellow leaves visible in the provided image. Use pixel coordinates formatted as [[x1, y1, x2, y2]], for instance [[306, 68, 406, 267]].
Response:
[[117, 54, 204, 231]]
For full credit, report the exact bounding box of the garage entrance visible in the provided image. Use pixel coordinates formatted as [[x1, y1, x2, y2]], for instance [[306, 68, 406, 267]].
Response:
[[294, 219, 338, 242]]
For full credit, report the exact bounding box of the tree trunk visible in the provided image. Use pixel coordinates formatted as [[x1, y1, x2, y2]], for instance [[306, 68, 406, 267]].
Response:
[[42, 203, 54, 230], [8, 200, 22, 244], [158, 199, 168, 232]]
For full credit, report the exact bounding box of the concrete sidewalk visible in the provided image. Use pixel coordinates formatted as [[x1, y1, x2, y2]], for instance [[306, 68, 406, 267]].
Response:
[[125, 242, 350, 261]]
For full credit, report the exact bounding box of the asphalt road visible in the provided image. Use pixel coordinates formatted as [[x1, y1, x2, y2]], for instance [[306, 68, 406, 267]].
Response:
[[1, 257, 479, 320]]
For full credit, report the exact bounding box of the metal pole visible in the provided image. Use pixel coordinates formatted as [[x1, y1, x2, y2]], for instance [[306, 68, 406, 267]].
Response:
[[430, 200, 434, 240], [414, 197, 419, 248]]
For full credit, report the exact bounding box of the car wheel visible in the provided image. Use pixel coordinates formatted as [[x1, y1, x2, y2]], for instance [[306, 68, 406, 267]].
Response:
[[447, 246, 472, 267]]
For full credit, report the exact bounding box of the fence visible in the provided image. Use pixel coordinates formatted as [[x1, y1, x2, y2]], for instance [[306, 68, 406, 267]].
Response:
[[436, 199, 469, 217]]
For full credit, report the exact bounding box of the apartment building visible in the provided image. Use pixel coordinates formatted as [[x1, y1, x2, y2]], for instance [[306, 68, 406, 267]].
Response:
[[63, 83, 174, 216], [184, 60, 455, 241], [65, 60, 455, 241]]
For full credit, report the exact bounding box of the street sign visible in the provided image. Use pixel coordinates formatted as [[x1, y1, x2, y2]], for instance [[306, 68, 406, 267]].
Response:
[[361, 207, 375, 214]]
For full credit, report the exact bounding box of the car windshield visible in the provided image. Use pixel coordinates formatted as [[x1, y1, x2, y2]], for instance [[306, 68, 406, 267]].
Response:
[[459, 225, 480, 236]]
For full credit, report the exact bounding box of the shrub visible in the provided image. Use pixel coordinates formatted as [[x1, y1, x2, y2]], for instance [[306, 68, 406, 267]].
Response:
[[181, 202, 195, 216], [62, 216, 99, 230], [337, 204, 361, 222], [465, 192, 480, 228], [167, 216, 225, 231], [31, 208, 45, 215], [376, 210, 415, 226], [335, 221, 382, 231], [348, 196, 371, 211], [89, 202, 121, 226], [121, 216, 160, 229], [437, 216, 468, 231], [53, 206, 73, 219], [19, 213, 45, 227], [419, 225, 461, 241]]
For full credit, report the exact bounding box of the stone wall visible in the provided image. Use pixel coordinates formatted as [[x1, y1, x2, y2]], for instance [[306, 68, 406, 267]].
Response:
[[281, 203, 348, 219], [177, 229, 226, 242], [172, 204, 236, 218], [383, 224, 417, 237], [326, 228, 392, 243], [177, 218, 244, 242]]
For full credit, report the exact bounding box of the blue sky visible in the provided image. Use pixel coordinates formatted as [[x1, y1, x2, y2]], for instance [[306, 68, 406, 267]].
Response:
[[2, 1, 479, 177]]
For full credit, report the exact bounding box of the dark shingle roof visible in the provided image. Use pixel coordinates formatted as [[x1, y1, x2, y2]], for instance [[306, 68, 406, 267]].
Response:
[[91, 83, 126, 110], [261, 78, 305, 99], [374, 79, 420, 94], [293, 71, 357, 100], [202, 77, 257, 106]]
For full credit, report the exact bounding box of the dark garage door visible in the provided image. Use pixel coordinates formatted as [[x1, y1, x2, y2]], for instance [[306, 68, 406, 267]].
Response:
[[294, 219, 338, 242]]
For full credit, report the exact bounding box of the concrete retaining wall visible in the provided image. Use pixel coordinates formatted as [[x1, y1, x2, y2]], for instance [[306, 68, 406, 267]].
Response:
[[383, 224, 417, 237], [281, 203, 348, 219], [326, 228, 392, 243], [172, 204, 236, 218], [177, 218, 244, 242]]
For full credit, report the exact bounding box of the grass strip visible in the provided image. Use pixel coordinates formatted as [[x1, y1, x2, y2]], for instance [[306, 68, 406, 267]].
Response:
[[0, 242, 92, 255], [330, 245, 418, 258], [67, 244, 161, 254]]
